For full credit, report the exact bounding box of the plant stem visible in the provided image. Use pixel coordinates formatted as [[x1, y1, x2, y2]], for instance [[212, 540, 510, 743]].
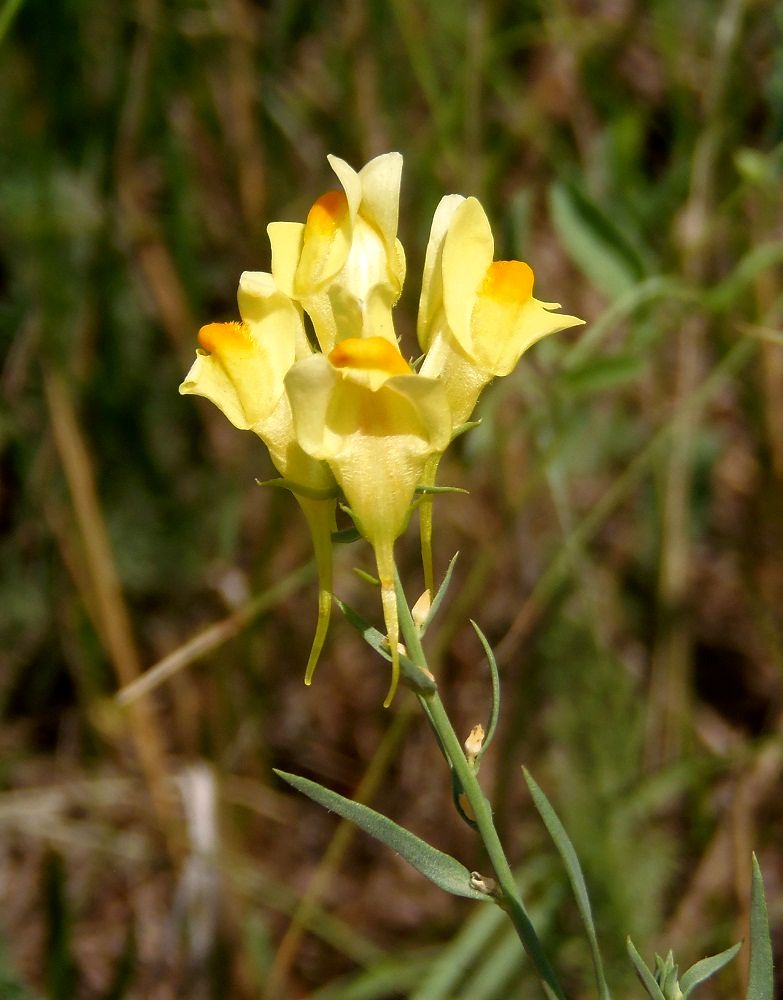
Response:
[[421, 689, 567, 1000], [393, 570, 565, 997]]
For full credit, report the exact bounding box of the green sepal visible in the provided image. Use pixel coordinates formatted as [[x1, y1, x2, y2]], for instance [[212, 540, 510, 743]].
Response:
[[450, 419, 481, 441], [469, 619, 500, 765], [524, 769, 612, 1000], [414, 484, 469, 495], [273, 769, 490, 902], [680, 942, 741, 998], [352, 567, 380, 586], [627, 939, 666, 1000], [747, 854, 773, 1000], [256, 477, 340, 501], [331, 526, 361, 544], [335, 597, 437, 695]]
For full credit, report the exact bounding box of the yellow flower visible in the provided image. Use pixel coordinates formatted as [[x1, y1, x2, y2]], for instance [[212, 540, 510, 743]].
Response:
[[415, 195, 585, 594], [285, 336, 451, 705], [419, 195, 585, 425], [268, 153, 406, 353], [179, 271, 337, 684]]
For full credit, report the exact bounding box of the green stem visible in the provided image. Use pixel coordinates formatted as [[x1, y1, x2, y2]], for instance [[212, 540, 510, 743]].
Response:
[[421, 690, 566, 1000], [393, 572, 565, 998]]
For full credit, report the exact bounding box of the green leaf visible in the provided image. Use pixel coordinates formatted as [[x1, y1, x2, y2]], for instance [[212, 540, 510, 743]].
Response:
[[747, 854, 774, 1000], [524, 770, 612, 1000], [255, 476, 338, 501], [549, 180, 646, 299], [423, 552, 459, 632], [334, 597, 437, 694], [468, 620, 500, 763], [274, 770, 489, 901], [332, 526, 361, 544], [680, 942, 741, 998], [627, 938, 666, 1000]]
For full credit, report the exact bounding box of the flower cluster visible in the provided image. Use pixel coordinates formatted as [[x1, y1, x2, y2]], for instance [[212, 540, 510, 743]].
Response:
[[181, 153, 583, 704]]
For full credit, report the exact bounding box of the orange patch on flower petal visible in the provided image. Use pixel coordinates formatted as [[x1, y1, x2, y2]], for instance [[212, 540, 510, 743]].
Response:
[[329, 337, 411, 376], [478, 260, 534, 305], [197, 321, 253, 356], [305, 190, 349, 236]]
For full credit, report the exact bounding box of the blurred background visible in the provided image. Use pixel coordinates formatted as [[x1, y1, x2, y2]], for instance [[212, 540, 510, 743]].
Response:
[[1, 0, 782, 997]]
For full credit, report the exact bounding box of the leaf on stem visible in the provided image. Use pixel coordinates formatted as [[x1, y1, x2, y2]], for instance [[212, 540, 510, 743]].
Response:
[[626, 939, 666, 1000], [423, 552, 459, 633], [334, 597, 436, 694], [469, 620, 500, 763], [274, 770, 490, 901], [747, 854, 774, 1000], [524, 769, 612, 1000], [679, 942, 741, 998]]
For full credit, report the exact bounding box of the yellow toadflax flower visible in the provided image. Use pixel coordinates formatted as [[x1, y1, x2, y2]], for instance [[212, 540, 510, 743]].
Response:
[[285, 336, 451, 705], [179, 271, 337, 684], [268, 152, 406, 353], [415, 195, 585, 593], [418, 195, 585, 426]]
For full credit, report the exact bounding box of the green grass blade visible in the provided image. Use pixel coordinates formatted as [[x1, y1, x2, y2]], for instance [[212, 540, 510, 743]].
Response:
[[0, 0, 23, 46], [549, 180, 647, 299], [309, 954, 434, 1000], [274, 770, 489, 902], [747, 854, 774, 1000], [680, 942, 741, 998], [626, 938, 666, 1000], [523, 769, 612, 1000]]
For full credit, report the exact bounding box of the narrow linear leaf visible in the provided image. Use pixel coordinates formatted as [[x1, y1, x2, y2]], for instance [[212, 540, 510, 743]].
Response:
[[468, 620, 500, 761], [335, 598, 436, 694], [424, 552, 459, 631], [524, 769, 612, 1000], [256, 476, 338, 501], [747, 854, 774, 1000], [274, 770, 489, 901], [627, 938, 666, 1000], [680, 942, 741, 998]]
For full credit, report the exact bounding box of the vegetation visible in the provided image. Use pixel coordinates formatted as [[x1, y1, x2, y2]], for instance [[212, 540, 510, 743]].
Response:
[[1, 0, 781, 997]]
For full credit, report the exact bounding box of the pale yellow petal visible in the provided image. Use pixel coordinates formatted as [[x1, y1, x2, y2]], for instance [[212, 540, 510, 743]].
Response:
[[295, 190, 353, 294], [418, 325, 491, 426], [238, 270, 310, 362], [284, 355, 337, 460], [417, 194, 465, 352], [472, 294, 585, 376], [326, 154, 362, 223], [356, 152, 403, 248], [179, 321, 289, 429], [364, 284, 399, 345], [441, 197, 494, 356], [267, 221, 304, 298]]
